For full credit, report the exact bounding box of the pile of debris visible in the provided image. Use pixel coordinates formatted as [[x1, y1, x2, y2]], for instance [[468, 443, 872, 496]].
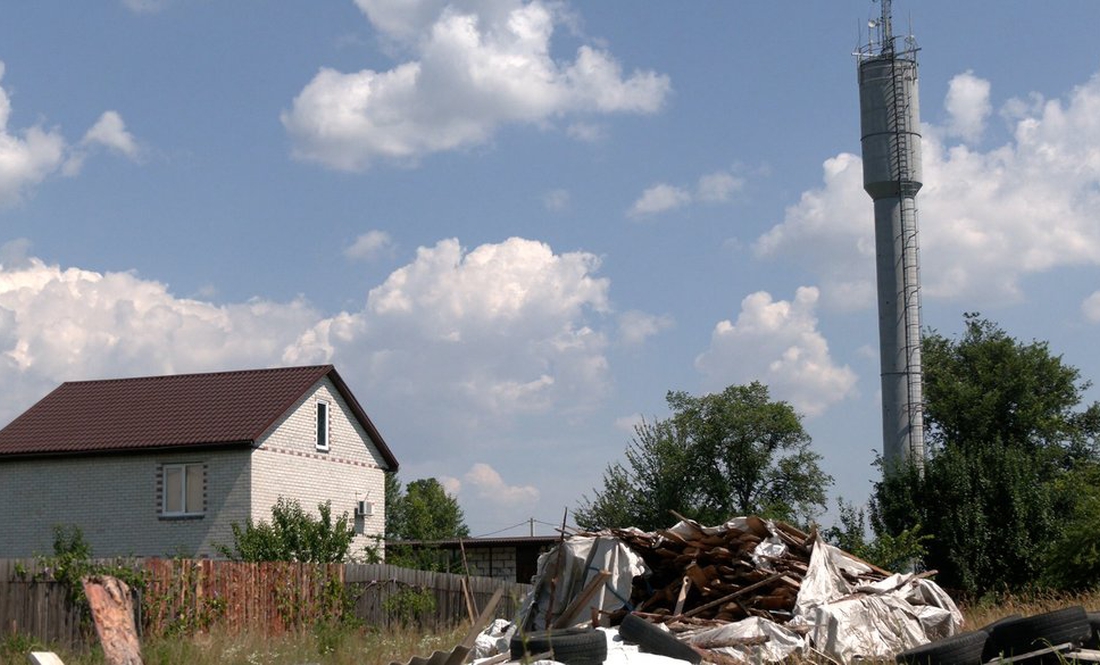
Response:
[[517, 515, 962, 663], [601, 516, 881, 625]]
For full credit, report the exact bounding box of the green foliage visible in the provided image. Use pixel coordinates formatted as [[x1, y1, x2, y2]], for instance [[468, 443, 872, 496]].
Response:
[[385, 475, 470, 572], [824, 498, 930, 572], [1, 632, 43, 662], [382, 586, 437, 626], [386, 477, 470, 541], [32, 525, 144, 628], [576, 382, 832, 531], [215, 497, 356, 563], [871, 315, 1100, 594], [1042, 463, 1100, 590]]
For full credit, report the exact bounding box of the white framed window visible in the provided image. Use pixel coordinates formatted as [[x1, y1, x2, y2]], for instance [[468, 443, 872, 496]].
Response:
[[160, 463, 205, 517], [316, 400, 330, 451]]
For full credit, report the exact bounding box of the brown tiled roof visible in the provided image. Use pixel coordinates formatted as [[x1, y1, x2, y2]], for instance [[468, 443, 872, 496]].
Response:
[[0, 365, 398, 469]]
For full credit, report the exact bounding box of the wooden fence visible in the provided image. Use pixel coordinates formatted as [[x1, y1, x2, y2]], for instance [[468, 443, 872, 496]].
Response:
[[0, 558, 84, 647], [0, 558, 529, 647]]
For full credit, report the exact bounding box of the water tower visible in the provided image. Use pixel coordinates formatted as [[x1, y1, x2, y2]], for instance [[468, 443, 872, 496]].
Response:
[[856, 0, 925, 470]]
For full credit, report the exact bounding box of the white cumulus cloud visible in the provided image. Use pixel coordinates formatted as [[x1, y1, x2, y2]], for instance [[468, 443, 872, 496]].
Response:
[[628, 183, 691, 218], [755, 68, 1100, 308], [696, 171, 744, 202], [617, 310, 673, 346], [695, 287, 857, 417], [0, 255, 319, 417], [1083, 291, 1100, 323], [944, 70, 992, 143], [286, 236, 612, 419], [628, 170, 743, 218], [0, 64, 140, 206], [283, 0, 670, 170], [344, 230, 394, 260], [82, 111, 140, 159], [460, 462, 540, 505], [0, 236, 629, 438]]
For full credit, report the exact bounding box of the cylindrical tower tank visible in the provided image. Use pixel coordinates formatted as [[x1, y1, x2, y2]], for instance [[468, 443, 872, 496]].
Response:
[[858, 48, 926, 470]]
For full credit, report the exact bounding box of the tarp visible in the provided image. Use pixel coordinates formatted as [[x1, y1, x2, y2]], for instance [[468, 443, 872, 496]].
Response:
[[526, 535, 649, 631], [520, 518, 963, 663], [793, 535, 962, 662]]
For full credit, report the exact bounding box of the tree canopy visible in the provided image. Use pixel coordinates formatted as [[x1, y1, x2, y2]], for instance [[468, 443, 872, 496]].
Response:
[[576, 382, 832, 531], [216, 497, 357, 563], [869, 315, 1100, 593], [385, 475, 470, 571]]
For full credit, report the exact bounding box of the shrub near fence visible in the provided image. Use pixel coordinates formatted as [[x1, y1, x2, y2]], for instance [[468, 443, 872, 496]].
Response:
[[0, 558, 530, 646]]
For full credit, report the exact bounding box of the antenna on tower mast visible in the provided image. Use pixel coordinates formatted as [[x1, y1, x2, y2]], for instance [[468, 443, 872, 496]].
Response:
[[878, 0, 894, 54]]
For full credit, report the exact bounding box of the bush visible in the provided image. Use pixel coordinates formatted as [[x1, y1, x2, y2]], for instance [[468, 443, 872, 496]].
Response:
[[382, 587, 437, 626]]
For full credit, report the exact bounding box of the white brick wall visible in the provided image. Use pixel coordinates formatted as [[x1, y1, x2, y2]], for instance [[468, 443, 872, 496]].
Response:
[[0, 448, 252, 558], [466, 547, 518, 580], [250, 377, 388, 559]]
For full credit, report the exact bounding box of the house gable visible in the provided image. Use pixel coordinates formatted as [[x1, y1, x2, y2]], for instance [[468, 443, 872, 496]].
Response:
[[250, 376, 388, 553]]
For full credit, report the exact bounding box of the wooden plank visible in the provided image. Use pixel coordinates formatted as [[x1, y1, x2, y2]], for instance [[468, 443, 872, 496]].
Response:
[[552, 570, 611, 629], [682, 573, 784, 619]]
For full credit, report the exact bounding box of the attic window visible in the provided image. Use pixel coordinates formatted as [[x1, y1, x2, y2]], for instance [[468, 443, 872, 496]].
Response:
[[316, 401, 330, 451]]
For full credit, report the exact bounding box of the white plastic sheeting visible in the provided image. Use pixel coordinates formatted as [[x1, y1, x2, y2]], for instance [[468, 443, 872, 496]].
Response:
[[682, 617, 805, 663], [521, 519, 963, 663], [526, 535, 649, 631], [473, 619, 516, 660], [793, 535, 962, 662]]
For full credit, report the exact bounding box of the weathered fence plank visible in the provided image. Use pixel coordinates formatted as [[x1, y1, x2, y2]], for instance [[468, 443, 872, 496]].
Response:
[[0, 558, 531, 647], [0, 559, 85, 647]]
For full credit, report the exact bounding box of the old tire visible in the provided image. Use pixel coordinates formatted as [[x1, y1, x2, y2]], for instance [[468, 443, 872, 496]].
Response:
[[978, 614, 1021, 634], [510, 628, 607, 665], [895, 630, 987, 665], [618, 613, 702, 665], [1086, 612, 1100, 649], [985, 606, 1090, 659], [978, 614, 1021, 661]]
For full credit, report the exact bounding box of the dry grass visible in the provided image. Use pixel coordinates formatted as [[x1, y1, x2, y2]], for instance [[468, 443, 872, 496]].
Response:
[[6, 590, 1100, 664], [958, 588, 1100, 631], [2, 622, 468, 665]]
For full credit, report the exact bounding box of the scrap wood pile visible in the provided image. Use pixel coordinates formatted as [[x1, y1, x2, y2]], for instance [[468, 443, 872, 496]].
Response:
[[579, 515, 889, 631]]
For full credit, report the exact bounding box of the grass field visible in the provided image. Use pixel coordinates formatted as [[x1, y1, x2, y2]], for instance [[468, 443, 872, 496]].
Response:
[[3, 591, 1098, 665]]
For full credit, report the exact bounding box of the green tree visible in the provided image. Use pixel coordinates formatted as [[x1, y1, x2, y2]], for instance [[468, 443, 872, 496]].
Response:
[[385, 475, 470, 571], [871, 315, 1100, 593], [1043, 463, 1100, 590], [216, 497, 357, 562], [576, 382, 832, 531], [823, 498, 930, 573]]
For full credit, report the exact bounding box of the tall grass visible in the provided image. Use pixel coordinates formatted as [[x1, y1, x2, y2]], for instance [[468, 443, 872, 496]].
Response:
[[1, 622, 467, 665], [6, 589, 1099, 664], [959, 588, 1100, 630]]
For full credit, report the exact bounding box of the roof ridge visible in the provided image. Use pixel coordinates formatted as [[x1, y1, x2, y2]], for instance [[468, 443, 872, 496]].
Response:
[[58, 364, 335, 387]]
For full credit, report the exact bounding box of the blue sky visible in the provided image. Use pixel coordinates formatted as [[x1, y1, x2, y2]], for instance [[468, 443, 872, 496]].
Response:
[[3, 0, 1100, 538]]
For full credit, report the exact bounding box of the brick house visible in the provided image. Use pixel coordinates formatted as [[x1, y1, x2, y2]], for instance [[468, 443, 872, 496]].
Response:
[[0, 365, 398, 558]]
